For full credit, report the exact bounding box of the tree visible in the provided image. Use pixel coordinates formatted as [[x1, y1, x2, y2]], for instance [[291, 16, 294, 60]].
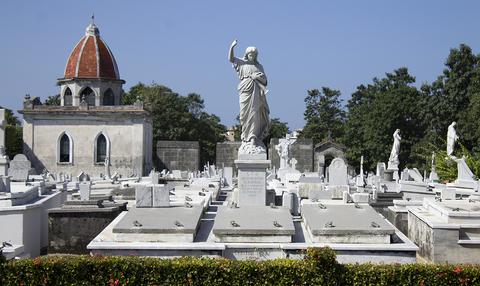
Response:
[[422, 44, 480, 150], [302, 87, 345, 144], [408, 44, 480, 174], [342, 68, 427, 171], [264, 118, 289, 147], [122, 83, 226, 166], [0, 107, 22, 159], [44, 94, 60, 106], [232, 116, 289, 147]]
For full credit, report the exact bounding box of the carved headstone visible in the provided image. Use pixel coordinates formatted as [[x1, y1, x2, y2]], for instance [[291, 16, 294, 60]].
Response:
[[376, 162, 386, 178], [328, 158, 348, 186], [328, 158, 349, 199], [8, 154, 33, 182], [223, 167, 233, 187], [79, 182, 91, 201]]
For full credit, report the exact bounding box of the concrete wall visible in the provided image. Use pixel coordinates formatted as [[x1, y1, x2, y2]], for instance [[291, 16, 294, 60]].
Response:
[[0, 191, 65, 257], [216, 142, 241, 173], [156, 141, 199, 171], [22, 109, 152, 177], [48, 205, 126, 254], [269, 138, 314, 173], [408, 210, 480, 263]]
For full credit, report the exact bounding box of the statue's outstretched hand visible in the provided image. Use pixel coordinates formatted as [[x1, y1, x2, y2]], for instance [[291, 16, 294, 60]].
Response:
[[231, 39, 238, 48]]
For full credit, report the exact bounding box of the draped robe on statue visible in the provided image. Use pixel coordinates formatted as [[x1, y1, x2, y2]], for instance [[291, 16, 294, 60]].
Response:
[[232, 57, 270, 144]]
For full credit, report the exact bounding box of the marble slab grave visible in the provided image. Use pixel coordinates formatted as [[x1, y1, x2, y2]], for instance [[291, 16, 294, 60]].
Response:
[[302, 204, 395, 244], [112, 206, 203, 242], [213, 206, 294, 242]]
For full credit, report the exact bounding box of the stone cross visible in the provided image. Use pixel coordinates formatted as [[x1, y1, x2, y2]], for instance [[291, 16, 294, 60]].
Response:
[[276, 134, 297, 169]]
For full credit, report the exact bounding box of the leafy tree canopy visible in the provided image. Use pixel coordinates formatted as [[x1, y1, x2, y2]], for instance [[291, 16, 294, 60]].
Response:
[[122, 82, 226, 166], [302, 87, 345, 144]]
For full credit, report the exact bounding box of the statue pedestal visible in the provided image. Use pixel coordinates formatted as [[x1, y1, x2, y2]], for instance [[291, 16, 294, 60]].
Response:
[[384, 169, 398, 182], [235, 154, 270, 207]]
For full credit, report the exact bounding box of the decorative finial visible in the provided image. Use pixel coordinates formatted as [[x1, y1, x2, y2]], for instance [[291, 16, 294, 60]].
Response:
[[85, 14, 99, 36]]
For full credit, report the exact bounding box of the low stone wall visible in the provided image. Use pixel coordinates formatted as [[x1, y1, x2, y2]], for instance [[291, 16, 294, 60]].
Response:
[[156, 141, 200, 171], [216, 142, 241, 173]]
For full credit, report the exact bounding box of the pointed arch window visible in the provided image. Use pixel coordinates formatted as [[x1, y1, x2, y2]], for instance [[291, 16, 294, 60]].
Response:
[[95, 133, 108, 163], [81, 87, 95, 106], [58, 133, 73, 164], [103, 89, 115, 106], [64, 87, 72, 106]]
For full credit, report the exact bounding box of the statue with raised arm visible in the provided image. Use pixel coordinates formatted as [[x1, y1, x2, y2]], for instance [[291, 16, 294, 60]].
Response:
[[447, 121, 459, 159], [388, 129, 401, 170], [229, 39, 270, 155]]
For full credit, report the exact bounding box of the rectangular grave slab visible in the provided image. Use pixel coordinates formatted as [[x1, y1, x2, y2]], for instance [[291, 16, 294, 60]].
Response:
[[135, 184, 152, 207], [152, 184, 170, 207], [112, 206, 203, 242], [329, 185, 349, 199], [302, 204, 395, 244], [213, 206, 295, 243], [298, 176, 324, 198]]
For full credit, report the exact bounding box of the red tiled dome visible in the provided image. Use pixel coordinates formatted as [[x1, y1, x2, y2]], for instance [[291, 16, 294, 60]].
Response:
[[64, 23, 120, 80]]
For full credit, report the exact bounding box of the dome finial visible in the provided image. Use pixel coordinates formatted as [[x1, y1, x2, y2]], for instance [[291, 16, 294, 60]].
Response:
[[85, 14, 99, 36]]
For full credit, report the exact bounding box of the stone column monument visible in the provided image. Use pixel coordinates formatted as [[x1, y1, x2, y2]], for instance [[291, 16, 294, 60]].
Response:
[[229, 39, 271, 206], [0, 109, 9, 176]]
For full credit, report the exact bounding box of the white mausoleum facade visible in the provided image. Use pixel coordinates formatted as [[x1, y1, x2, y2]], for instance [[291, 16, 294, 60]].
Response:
[[20, 20, 152, 177]]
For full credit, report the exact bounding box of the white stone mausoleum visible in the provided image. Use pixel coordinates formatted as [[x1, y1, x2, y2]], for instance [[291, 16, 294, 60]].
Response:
[[20, 21, 152, 177]]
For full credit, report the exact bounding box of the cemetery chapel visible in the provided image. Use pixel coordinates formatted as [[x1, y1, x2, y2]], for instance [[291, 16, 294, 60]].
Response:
[[19, 20, 153, 177]]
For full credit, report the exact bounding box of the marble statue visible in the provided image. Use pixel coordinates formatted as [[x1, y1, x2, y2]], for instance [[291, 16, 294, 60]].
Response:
[[229, 39, 270, 155], [447, 121, 458, 159], [388, 129, 401, 170], [104, 156, 111, 179], [275, 133, 297, 169]]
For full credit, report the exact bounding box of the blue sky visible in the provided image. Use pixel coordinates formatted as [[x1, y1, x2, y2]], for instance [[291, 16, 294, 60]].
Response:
[[1, 1, 479, 129]]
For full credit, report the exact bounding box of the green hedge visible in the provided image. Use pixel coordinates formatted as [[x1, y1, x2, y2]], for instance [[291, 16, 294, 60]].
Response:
[[1, 248, 480, 285]]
